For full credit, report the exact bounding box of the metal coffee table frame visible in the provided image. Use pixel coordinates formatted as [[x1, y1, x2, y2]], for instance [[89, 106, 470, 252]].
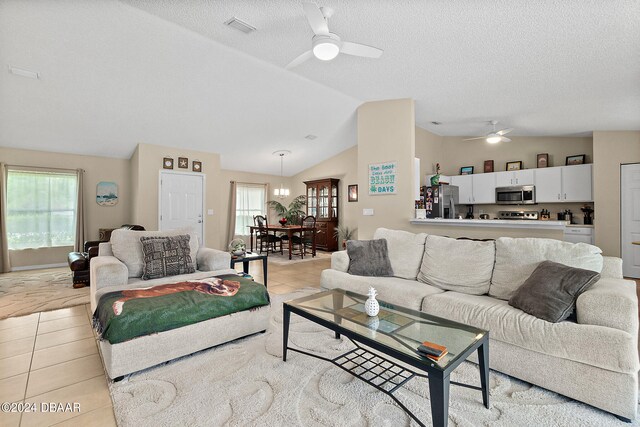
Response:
[[282, 291, 490, 427]]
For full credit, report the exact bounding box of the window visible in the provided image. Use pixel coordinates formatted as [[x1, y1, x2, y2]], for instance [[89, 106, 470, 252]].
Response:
[[235, 184, 266, 236], [6, 169, 78, 249]]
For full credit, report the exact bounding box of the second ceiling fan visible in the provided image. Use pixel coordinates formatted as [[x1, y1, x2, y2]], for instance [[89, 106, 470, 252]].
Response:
[[464, 121, 513, 144], [286, 3, 383, 69]]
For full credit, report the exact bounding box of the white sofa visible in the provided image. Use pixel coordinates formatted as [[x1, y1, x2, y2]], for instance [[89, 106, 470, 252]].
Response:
[[90, 229, 271, 379], [320, 228, 639, 421]]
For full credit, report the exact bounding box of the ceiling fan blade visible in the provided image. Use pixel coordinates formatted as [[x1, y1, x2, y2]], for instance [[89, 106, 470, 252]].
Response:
[[496, 128, 513, 136], [462, 136, 486, 141], [302, 2, 329, 35], [501, 136, 512, 142], [341, 41, 383, 58], [286, 50, 313, 69]]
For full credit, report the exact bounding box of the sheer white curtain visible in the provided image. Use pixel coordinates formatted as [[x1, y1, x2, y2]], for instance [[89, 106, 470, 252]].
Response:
[[235, 184, 267, 237], [5, 168, 79, 250]]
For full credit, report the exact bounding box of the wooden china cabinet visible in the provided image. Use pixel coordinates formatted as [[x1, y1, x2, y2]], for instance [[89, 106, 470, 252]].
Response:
[[304, 178, 339, 251]]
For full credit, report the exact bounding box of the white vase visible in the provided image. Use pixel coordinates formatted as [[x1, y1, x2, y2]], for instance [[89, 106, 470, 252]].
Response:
[[365, 287, 380, 317]]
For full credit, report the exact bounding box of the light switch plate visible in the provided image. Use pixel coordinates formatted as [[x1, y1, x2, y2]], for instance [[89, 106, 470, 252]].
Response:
[[363, 208, 374, 216], [207, 209, 214, 216]]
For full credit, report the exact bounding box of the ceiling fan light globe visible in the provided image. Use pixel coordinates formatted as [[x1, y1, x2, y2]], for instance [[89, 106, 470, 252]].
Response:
[[313, 41, 340, 60], [486, 135, 502, 144]]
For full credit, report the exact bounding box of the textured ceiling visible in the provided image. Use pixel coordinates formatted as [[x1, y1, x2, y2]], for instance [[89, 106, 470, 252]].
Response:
[[123, 0, 640, 136], [1, 1, 639, 175]]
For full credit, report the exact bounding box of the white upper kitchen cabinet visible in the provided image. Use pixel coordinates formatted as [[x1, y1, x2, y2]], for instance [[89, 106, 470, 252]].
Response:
[[450, 175, 473, 204], [562, 164, 593, 202], [472, 173, 497, 204], [534, 167, 563, 202], [495, 169, 534, 187]]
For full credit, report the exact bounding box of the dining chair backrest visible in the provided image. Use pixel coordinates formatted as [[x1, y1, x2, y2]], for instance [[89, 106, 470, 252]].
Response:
[[302, 215, 316, 228], [254, 215, 267, 228]]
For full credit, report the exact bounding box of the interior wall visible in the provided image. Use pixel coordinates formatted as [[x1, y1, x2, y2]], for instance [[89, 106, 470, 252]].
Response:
[[415, 126, 443, 181], [438, 136, 593, 178], [593, 131, 640, 256], [131, 143, 223, 249], [291, 146, 359, 238], [0, 147, 131, 268], [357, 99, 416, 239]]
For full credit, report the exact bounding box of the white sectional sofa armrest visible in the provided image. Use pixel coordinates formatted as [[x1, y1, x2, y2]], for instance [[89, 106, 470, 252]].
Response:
[[98, 242, 113, 256], [90, 256, 129, 312], [197, 247, 231, 272], [331, 250, 349, 272], [600, 256, 624, 279], [577, 278, 639, 336]]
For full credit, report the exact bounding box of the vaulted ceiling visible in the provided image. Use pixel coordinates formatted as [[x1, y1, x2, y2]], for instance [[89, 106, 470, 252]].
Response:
[[1, 1, 638, 175]]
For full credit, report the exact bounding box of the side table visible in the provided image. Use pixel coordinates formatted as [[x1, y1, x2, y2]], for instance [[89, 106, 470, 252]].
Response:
[[230, 252, 268, 287]]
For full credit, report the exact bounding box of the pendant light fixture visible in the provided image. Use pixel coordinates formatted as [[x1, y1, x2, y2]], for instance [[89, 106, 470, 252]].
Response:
[[273, 150, 291, 199]]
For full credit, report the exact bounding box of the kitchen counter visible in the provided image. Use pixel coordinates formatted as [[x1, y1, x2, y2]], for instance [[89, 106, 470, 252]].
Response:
[[410, 218, 570, 230]]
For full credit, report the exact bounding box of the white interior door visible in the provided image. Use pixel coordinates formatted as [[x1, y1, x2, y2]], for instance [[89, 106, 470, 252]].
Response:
[[622, 163, 640, 278], [159, 172, 204, 245]]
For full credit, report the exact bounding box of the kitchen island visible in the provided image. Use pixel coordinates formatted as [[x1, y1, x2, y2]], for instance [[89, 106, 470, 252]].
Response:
[[410, 218, 569, 230], [407, 218, 588, 242]]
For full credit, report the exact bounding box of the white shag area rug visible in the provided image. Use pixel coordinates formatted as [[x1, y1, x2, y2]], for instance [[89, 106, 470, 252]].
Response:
[[110, 290, 637, 426], [0, 267, 88, 319]]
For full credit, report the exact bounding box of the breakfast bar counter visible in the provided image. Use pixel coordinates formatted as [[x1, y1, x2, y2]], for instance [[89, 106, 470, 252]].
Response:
[[410, 218, 570, 230]]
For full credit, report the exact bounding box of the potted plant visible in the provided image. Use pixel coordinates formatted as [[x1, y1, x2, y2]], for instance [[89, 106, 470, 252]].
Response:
[[267, 195, 306, 225], [334, 225, 356, 249]]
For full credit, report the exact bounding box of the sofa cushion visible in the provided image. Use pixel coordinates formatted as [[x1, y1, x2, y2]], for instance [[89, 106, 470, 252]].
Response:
[[111, 229, 199, 278], [417, 235, 495, 295], [320, 269, 443, 311], [373, 228, 428, 280], [140, 235, 196, 280], [346, 239, 393, 277], [509, 260, 600, 323], [421, 292, 638, 374], [490, 237, 603, 301]]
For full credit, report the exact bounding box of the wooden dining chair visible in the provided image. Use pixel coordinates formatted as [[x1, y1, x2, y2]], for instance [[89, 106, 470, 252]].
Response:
[[291, 215, 317, 258], [253, 215, 283, 255]]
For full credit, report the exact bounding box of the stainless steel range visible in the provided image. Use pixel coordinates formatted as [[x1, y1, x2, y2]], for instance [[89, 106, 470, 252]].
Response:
[[498, 210, 539, 220]]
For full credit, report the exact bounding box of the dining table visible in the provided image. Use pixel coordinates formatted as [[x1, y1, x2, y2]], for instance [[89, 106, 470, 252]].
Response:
[[248, 225, 317, 260]]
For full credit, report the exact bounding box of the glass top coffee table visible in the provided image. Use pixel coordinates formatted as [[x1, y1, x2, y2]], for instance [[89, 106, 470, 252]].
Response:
[[282, 289, 489, 427]]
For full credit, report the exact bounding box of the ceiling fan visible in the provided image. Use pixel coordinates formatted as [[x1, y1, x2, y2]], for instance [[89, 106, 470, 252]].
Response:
[[463, 121, 513, 144], [286, 2, 383, 69]]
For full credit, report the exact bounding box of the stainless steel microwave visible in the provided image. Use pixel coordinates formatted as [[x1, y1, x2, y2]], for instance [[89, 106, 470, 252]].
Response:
[[495, 185, 536, 205]]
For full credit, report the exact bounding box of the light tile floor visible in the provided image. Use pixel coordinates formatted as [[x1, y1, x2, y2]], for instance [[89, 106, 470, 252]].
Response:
[[0, 255, 329, 426]]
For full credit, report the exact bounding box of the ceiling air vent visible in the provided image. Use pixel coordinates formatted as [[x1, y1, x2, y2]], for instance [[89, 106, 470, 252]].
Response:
[[224, 17, 256, 34]]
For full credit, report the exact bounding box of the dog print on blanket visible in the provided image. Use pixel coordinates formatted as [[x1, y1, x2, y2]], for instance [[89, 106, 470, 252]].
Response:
[[112, 278, 240, 316]]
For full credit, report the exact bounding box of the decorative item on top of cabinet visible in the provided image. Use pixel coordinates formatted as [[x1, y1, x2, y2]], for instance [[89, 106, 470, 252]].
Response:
[[460, 166, 474, 175], [506, 161, 522, 171], [305, 178, 339, 251], [537, 153, 549, 168], [484, 160, 494, 173]]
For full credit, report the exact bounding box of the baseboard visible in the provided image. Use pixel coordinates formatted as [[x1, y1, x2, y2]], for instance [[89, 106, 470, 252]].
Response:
[[11, 263, 67, 271]]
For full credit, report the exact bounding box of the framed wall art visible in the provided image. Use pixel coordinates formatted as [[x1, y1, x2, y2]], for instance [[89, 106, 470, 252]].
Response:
[[96, 181, 118, 206], [537, 153, 549, 168], [484, 160, 494, 173], [192, 160, 202, 172], [506, 161, 523, 171], [178, 157, 189, 169], [460, 166, 474, 175], [163, 157, 174, 169], [348, 184, 358, 202], [566, 154, 585, 165]]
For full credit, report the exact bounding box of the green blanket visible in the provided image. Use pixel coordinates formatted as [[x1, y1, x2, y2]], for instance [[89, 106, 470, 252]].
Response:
[[93, 274, 270, 344]]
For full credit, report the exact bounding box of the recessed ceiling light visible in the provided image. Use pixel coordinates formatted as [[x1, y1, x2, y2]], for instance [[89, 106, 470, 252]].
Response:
[[223, 17, 256, 34], [305, 134, 317, 140], [8, 66, 39, 79]]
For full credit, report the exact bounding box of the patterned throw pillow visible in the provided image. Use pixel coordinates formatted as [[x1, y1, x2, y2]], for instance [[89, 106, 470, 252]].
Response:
[[140, 235, 195, 280]]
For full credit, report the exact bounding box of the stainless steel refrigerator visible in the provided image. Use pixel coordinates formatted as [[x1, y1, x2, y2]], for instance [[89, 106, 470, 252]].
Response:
[[422, 185, 459, 219]]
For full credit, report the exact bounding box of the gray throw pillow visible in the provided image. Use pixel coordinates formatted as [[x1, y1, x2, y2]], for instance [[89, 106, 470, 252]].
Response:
[[509, 260, 600, 323], [140, 235, 195, 280], [346, 239, 393, 277]]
